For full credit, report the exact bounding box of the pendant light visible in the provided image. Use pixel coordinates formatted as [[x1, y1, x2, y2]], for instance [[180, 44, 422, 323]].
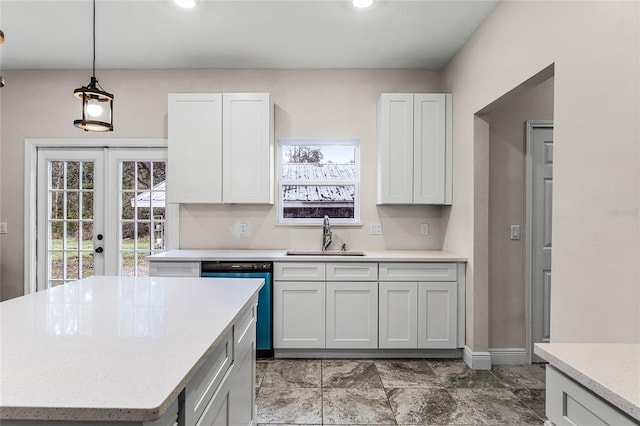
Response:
[[74, 0, 114, 132]]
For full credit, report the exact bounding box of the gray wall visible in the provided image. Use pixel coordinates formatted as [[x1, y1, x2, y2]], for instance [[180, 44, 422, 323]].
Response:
[[443, 0, 639, 349], [487, 78, 554, 349]]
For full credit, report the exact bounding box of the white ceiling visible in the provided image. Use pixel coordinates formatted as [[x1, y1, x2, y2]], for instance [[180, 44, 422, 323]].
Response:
[[0, 0, 500, 70]]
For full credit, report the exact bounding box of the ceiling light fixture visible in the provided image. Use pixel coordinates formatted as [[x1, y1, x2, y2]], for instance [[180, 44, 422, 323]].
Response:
[[175, 0, 197, 9], [73, 0, 114, 132], [353, 0, 373, 8]]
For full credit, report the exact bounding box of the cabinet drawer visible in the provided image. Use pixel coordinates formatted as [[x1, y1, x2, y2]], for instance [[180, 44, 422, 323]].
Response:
[[379, 263, 456, 281], [235, 305, 256, 348], [274, 262, 325, 281], [326, 263, 378, 281], [184, 330, 232, 425], [149, 261, 201, 277], [546, 366, 637, 426]]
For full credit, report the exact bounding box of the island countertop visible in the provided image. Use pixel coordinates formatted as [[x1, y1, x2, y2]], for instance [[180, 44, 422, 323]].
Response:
[[149, 249, 467, 262], [535, 343, 640, 422], [0, 275, 264, 422]]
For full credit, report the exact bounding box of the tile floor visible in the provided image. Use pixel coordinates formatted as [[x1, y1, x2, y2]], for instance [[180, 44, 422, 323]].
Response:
[[255, 358, 546, 425]]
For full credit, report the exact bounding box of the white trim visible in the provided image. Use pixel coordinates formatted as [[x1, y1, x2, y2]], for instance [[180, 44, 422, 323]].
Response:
[[525, 121, 553, 363], [489, 348, 529, 365], [462, 346, 491, 370], [24, 139, 170, 294]]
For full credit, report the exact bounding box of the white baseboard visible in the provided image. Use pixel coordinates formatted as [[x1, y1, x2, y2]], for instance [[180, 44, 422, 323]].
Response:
[[489, 348, 529, 365], [463, 346, 491, 370]]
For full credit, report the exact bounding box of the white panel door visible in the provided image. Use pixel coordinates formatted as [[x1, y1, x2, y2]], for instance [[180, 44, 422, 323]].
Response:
[[413, 94, 447, 204], [326, 281, 378, 349], [167, 93, 223, 203], [417, 281, 457, 349], [222, 93, 273, 204], [530, 123, 553, 361], [379, 282, 417, 349], [377, 93, 414, 204], [274, 281, 325, 348]]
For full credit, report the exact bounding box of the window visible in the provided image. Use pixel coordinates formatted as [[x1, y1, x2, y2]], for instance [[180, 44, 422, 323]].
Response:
[[278, 139, 360, 225]]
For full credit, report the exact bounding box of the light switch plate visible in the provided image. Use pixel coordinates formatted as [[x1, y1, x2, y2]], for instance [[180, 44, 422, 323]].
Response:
[[510, 225, 520, 240], [370, 223, 382, 235], [0, 222, 7, 234]]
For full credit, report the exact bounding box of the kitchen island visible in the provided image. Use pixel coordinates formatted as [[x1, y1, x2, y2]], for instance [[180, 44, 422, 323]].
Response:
[[535, 343, 640, 425], [0, 275, 264, 425]]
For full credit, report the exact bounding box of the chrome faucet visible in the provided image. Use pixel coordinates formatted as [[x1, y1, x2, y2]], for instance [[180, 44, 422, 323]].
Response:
[[322, 215, 332, 251]]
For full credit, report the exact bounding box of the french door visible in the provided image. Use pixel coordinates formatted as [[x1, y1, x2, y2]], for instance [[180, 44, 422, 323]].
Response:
[[36, 148, 168, 291]]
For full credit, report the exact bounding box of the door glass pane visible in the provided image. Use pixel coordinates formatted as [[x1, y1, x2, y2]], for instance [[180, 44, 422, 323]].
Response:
[[45, 160, 95, 289], [119, 160, 166, 276], [66, 162, 80, 189]]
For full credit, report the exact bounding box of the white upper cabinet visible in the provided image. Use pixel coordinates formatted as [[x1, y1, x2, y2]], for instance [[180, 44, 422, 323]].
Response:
[[167, 92, 274, 204], [168, 93, 223, 203], [377, 93, 414, 204], [223, 93, 274, 204], [377, 93, 452, 205]]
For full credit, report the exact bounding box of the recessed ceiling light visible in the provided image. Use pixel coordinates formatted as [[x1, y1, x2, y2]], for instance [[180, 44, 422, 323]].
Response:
[[353, 0, 373, 8], [175, 0, 197, 9]]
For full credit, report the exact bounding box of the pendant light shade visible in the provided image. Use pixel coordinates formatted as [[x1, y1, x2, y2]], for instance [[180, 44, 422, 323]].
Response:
[[74, 0, 114, 132], [74, 77, 114, 131]]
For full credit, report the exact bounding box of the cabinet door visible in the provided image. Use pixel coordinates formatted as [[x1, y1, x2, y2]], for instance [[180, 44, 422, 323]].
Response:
[[377, 93, 414, 204], [417, 281, 457, 349], [229, 316, 256, 425], [379, 282, 417, 349], [167, 93, 223, 203], [222, 93, 274, 204], [274, 281, 325, 348], [413, 94, 452, 205], [326, 281, 378, 349]]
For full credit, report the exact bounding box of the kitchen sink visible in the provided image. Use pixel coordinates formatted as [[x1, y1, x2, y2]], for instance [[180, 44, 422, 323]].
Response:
[[285, 250, 366, 256]]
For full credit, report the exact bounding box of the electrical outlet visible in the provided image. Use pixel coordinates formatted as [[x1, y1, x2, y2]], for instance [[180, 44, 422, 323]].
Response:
[[238, 222, 248, 236], [370, 223, 382, 235], [420, 223, 429, 235], [0, 222, 7, 234]]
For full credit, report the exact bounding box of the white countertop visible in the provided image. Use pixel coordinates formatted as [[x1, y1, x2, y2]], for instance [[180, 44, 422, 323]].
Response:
[[149, 249, 467, 262], [0, 275, 264, 422], [535, 343, 640, 421]]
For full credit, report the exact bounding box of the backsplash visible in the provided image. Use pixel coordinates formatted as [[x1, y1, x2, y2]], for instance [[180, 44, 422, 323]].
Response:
[[178, 204, 445, 250]]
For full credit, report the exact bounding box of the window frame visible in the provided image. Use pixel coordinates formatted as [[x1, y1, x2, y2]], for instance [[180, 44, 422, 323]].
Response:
[[277, 138, 361, 226]]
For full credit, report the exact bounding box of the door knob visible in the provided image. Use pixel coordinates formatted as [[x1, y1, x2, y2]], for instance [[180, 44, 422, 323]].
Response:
[[97, 234, 103, 241], [95, 247, 104, 254]]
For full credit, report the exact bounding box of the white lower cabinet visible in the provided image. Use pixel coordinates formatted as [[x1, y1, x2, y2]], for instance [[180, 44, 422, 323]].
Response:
[[379, 282, 418, 349], [184, 304, 257, 426], [274, 261, 463, 352], [417, 281, 457, 349], [326, 281, 378, 349], [274, 281, 325, 348], [546, 366, 637, 426]]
